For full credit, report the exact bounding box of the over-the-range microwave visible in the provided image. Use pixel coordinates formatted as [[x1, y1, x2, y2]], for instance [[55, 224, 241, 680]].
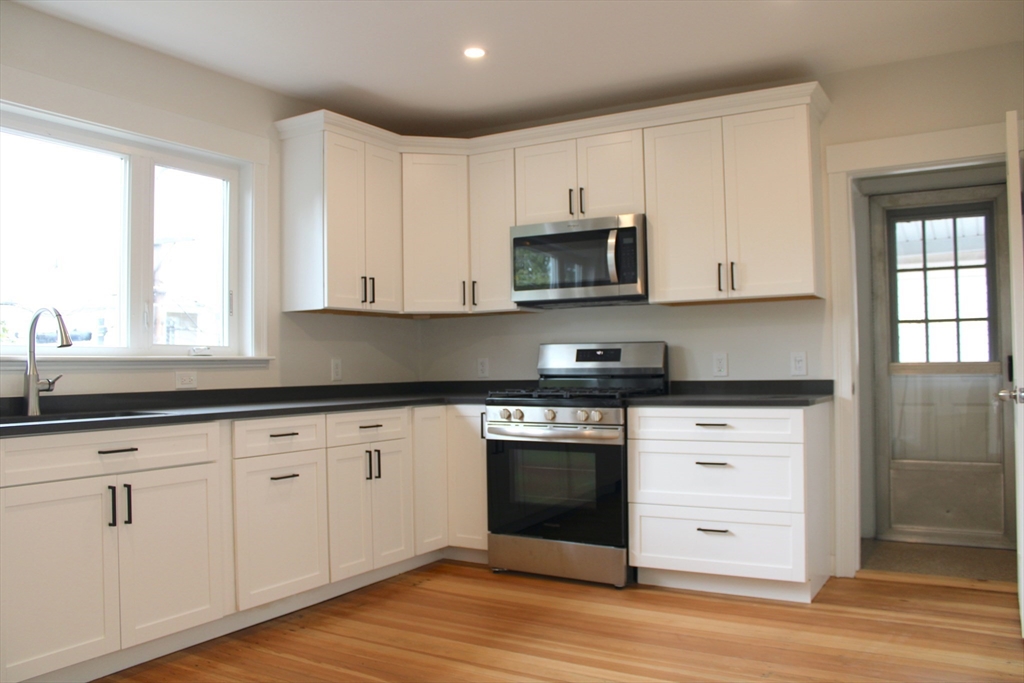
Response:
[[510, 214, 647, 308]]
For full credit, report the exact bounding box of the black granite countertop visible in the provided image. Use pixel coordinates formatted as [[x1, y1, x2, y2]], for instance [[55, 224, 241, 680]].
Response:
[[0, 379, 833, 438]]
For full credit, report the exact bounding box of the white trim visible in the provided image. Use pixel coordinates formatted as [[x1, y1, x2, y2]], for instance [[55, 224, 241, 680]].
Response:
[[826, 120, 1020, 578], [0, 355, 273, 372]]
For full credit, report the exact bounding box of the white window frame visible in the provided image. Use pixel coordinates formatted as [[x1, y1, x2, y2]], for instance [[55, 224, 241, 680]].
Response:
[[0, 103, 268, 367]]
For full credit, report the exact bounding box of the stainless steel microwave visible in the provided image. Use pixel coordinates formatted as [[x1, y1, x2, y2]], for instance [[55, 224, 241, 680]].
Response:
[[510, 214, 647, 308]]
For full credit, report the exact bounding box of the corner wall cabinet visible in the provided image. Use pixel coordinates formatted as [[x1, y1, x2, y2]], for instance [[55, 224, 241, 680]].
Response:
[[0, 423, 224, 683], [628, 404, 831, 603], [446, 405, 488, 550]]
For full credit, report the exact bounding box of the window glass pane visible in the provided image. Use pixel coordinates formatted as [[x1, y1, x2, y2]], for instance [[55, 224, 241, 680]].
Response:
[[928, 321, 958, 362], [0, 131, 126, 350], [959, 321, 990, 362], [924, 218, 955, 268], [957, 267, 988, 319], [894, 220, 923, 270], [153, 166, 227, 347], [895, 270, 925, 320], [897, 323, 927, 362], [925, 269, 956, 320], [956, 215, 986, 266]]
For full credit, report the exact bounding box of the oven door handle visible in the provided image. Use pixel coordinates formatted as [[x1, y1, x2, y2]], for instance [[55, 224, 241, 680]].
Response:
[[486, 424, 624, 443], [606, 229, 619, 284]]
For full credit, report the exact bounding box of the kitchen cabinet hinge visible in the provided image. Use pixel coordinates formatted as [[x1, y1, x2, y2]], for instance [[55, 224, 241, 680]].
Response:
[[229, 290, 234, 316]]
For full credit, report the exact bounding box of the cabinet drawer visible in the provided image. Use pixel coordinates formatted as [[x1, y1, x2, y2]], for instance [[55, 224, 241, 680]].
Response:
[[326, 408, 409, 447], [629, 504, 805, 582], [629, 440, 803, 512], [0, 422, 219, 488], [629, 407, 803, 443], [232, 414, 326, 459]]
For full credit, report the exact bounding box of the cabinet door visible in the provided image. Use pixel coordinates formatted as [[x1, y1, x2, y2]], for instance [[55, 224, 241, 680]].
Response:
[[370, 437, 415, 568], [324, 131, 367, 310], [117, 463, 224, 648], [402, 154, 470, 313], [722, 106, 818, 298], [365, 143, 403, 312], [326, 444, 374, 581], [233, 449, 329, 610], [515, 140, 577, 225], [413, 406, 448, 554], [0, 477, 120, 683], [446, 406, 488, 550], [469, 149, 517, 312], [644, 119, 728, 302], [576, 130, 645, 219]]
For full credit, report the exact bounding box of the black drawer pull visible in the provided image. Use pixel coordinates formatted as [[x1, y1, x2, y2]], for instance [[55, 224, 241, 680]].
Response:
[[695, 423, 729, 428], [359, 424, 383, 429], [269, 432, 300, 438], [98, 447, 139, 455], [270, 473, 300, 481], [697, 527, 730, 534], [696, 461, 729, 467]]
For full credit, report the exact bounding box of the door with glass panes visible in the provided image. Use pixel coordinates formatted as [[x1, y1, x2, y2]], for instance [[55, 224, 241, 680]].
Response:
[[872, 186, 1015, 548]]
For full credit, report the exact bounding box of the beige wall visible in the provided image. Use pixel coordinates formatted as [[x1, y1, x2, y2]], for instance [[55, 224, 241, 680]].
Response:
[[1, 1, 1021, 394]]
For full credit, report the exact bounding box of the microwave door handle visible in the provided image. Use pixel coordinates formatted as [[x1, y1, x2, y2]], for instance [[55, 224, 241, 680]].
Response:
[[606, 229, 619, 284]]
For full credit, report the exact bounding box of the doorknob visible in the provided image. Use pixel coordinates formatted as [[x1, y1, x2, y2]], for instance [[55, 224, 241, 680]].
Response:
[[997, 387, 1024, 404]]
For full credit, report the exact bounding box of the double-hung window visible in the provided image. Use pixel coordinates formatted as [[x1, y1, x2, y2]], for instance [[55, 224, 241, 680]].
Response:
[[0, 115, 245, 357]]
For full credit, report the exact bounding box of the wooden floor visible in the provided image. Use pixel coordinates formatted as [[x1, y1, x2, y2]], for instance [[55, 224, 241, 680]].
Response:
[[99, 562, 1023, 683]]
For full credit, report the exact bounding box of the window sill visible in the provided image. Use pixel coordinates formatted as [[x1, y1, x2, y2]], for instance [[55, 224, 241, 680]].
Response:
[[0, 355, 274, 372]]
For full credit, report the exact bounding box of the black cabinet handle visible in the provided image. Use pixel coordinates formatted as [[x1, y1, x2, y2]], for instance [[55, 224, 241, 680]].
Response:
[[472, 281, 478, 307], [359, 424, 383, 429], [730, 262, 737, 291], [718, 263, 723, 292], [462, 281, 466, 306], [568, 188, 574, 215], [123, 483, 133, 524], [579, 187, 585, 215], [269, 432, 299, 438], [369, 277, 376, 304], [695, 423, 729, 428], [374, 450, 382, 479], [366, 450, 373, 480], [696, 461, 729, 467], [98, 447, 138, 455], [480, 412, 485, 439], [108, 485, 117, 527], [361, 276, 367, 303], [697, 527, 730, 534], [270, 473, 300, 481]]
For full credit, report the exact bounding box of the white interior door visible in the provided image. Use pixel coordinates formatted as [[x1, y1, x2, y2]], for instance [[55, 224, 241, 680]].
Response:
[[1004, 111, 1024, 636]]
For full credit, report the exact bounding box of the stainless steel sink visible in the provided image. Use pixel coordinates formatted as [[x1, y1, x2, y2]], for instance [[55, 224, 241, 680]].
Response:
[[0, 410, 165, 425]]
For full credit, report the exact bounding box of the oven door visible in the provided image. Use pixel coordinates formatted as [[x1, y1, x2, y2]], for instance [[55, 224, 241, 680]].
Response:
[[486, 437, 626, 548]]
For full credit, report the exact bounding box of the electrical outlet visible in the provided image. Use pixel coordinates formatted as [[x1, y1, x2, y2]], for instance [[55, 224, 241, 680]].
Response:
[[790, 351, 807, 376], [712, 352, 728, 377], [175, 370, 198, 390], [331, 358, 343, 382], [477, 357, 490, 378]]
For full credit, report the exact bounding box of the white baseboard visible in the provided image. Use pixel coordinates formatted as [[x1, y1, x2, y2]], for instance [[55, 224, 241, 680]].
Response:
[[638, 568, 829, 604]]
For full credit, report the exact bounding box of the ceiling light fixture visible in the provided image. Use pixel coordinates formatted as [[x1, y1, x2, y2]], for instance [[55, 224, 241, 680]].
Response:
[[464, 47, 486, 59]]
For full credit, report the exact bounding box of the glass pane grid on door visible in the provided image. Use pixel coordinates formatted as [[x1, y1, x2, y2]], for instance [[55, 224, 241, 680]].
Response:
[[892, 211, 993, 363]]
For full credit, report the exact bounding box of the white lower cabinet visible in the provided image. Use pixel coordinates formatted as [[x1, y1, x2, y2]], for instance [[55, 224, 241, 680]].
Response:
[[628, 404, 831, 602], [412, 406, 448, 554], [0, 424, 224, 683], [446, 405, 488, 550]]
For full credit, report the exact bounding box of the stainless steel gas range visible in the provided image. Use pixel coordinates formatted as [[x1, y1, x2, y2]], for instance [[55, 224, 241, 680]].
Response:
[[484, 341, 668, 587]]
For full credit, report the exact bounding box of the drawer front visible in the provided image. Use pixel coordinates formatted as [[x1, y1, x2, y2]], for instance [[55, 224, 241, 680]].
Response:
[[232, 414, 326, 459], [326, 408, 409, 447], [629, 440, 803, 512], [629, 407, 804, 443], [0, 422, 220, 488], [629, 504, 805, 582]]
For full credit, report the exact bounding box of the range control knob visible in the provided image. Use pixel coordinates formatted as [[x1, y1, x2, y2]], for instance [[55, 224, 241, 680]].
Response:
[[499, 408, 511, 420], [513, 409, 525, 421], [543, 409, 557, 421], [590, 410, 604, 422], [575, 410, 590, 421]]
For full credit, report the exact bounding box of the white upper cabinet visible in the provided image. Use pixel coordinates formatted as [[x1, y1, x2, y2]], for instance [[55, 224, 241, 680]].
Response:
[[644, 104, 823, 303], [281, 128, 402, 313], [402, 153, 470, 313], [469, 149, 517, 313], [515, 130, 645, 225]]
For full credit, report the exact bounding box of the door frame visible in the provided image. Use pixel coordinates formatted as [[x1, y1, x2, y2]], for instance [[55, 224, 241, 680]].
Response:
[[826, 119, 1023, 577]]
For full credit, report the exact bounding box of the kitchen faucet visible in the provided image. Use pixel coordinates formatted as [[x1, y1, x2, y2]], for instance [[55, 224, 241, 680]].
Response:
[[25, 307, 73, 416]]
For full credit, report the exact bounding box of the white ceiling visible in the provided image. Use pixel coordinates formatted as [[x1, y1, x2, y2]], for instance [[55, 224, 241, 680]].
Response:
[[16, 0, 1024, 137]]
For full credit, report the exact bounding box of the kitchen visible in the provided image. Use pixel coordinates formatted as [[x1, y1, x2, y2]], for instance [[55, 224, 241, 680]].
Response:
[[0, 1, 1023, 681]]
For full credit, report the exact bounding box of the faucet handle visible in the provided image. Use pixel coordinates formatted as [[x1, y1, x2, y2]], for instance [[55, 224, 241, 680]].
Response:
[[38, 374, 64, 393]]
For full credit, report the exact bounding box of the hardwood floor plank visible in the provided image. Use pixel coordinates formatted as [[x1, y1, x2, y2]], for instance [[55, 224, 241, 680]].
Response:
[[94, 562, 1023, 683]]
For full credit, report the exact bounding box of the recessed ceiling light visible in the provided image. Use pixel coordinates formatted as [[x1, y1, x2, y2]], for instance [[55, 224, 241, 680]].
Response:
[[464, 47, 486, 59]]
